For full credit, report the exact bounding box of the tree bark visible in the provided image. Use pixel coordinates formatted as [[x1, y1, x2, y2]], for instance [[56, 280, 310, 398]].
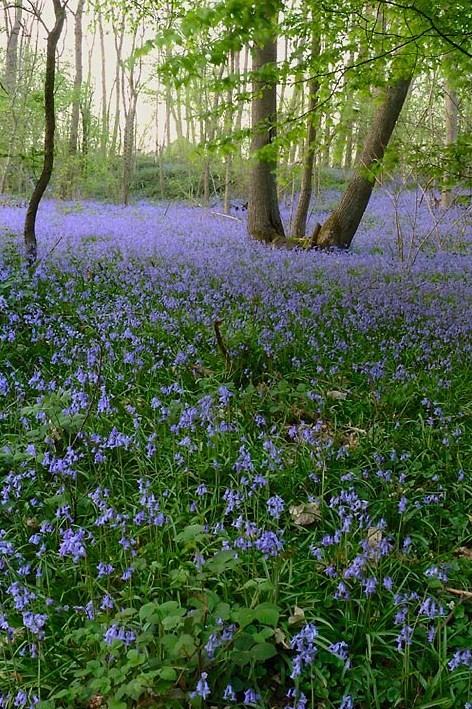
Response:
[[24, 0, 66, 264], [0, 1, 22, 193], [4, 1, 22, 95], [247, 11, 285, 244], [98, 11, 109, 156], [68, 0, 85, 156], [440, 76, 458, 209], [313, 75, 412, 249], [292, 35, 320, 239]]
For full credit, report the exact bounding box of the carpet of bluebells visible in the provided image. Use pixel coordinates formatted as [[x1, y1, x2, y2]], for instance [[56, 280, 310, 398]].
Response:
[[0, 189, 471, 709]]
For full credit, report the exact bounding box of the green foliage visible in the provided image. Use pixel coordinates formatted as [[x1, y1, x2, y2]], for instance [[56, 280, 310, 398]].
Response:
[[0, 228, 471, 707]]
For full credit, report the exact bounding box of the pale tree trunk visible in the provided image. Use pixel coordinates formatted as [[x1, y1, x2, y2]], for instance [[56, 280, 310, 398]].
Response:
[[202, 65, 224, 205], [0, 1, 22, 193], [121, 99, 137, 205], [24, 0, 66, 264], [120, 30, 142, 205], [224, 50, 235, 214], [313, 75, 412, 249], [292, 34, 321, 239], [440, 76, 458, 209], [110, 21, 125, 158], [68, 0, 85, 155], [235, 46, 250, 157], [98, 10, 108, 156], [60, 0, 85, 198], [247, 6, 285, 244], [4, 0, 21, 95]]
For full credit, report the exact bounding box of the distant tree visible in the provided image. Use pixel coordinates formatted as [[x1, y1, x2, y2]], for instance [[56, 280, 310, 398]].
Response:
[[24, 0, 67, 264]]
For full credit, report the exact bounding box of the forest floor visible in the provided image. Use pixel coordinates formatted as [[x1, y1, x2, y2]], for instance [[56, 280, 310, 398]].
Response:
[[0, 189, 471, 709]]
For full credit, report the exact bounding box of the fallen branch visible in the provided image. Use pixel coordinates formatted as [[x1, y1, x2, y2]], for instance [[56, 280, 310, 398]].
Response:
[[445, 587, 472, 600], [211, 211, 243, 222], [214, 318, 231, 368]]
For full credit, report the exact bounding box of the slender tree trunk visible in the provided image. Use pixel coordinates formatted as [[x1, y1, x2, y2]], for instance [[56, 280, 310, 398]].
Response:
[[4, 1, 21, 95], [60, 0, 85, 198], [0, 1, 22, 193], [98, 10, 108, 156], [121, 98, 137, 205], [68, 0, 85, 156], [224, 50, 235, 214], [110, 22, 125, 158], [247, 7, 285, 244], [292, 35, 320, 239], [313, 75, 412, 249], [440, 77, 458, 209], [24, 0, 66, 264]]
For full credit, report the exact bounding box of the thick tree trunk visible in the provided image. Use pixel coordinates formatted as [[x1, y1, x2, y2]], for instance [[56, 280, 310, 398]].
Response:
[[314, 75, 412, 249], [247, 21, 285, 244], [24, 0, 66, 264]]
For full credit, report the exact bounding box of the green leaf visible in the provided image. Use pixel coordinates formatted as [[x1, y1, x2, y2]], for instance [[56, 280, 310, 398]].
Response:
[[126, 648, 144, 666], [251, 642, 277, 661], [158, 666, 178, 681], [171, 633, 196, 658], [174, 524, 208, 544], [108, 700, 127, 709], [254, 602, 280, 626], [204, 550, 241, 574], [139, 601, 160, 623], [116, 606, 138, 619], [230, 649, 252, 667], [231, 607, 255, 627], [162, 613, 185, 630]]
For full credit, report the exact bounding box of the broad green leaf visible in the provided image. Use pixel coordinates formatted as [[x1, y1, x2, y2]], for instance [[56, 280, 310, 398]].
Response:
[[254, 602, 280, 626], [251, 642, 277, 661], [231, 607, 255, 627], [158, 666, 178, 681]]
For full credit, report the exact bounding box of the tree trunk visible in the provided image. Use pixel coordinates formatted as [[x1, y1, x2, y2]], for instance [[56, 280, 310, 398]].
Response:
[[68, 0, 85, 156], [313, 75, 412, 249], [0, 1, 22, 193], [4, 1, 22, 95], [121, 100, 136, 205], [110, 22, 125, 159], [98, 11, 109, 156], [440, 77, 458, 209], [247, 11, 285, 244], [60, 0, 84, 198], [292, 35, 321, 239], [24, 0, 66, 264]]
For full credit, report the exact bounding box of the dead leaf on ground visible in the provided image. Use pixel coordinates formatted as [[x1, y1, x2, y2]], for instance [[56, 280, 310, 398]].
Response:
[[274, 627, 291, 649], [326, 390, 348, 401], [457, 547, 472, 560], [290, 501, 321, 526], [288, 605, 306, 625], [367, 527, 383, 549]]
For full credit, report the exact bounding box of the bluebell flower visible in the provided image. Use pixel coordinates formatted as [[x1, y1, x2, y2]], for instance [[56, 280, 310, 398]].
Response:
[[223, 684, 237, 702], [243, 688, 260, 705], [189, 671, 210, 700]]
